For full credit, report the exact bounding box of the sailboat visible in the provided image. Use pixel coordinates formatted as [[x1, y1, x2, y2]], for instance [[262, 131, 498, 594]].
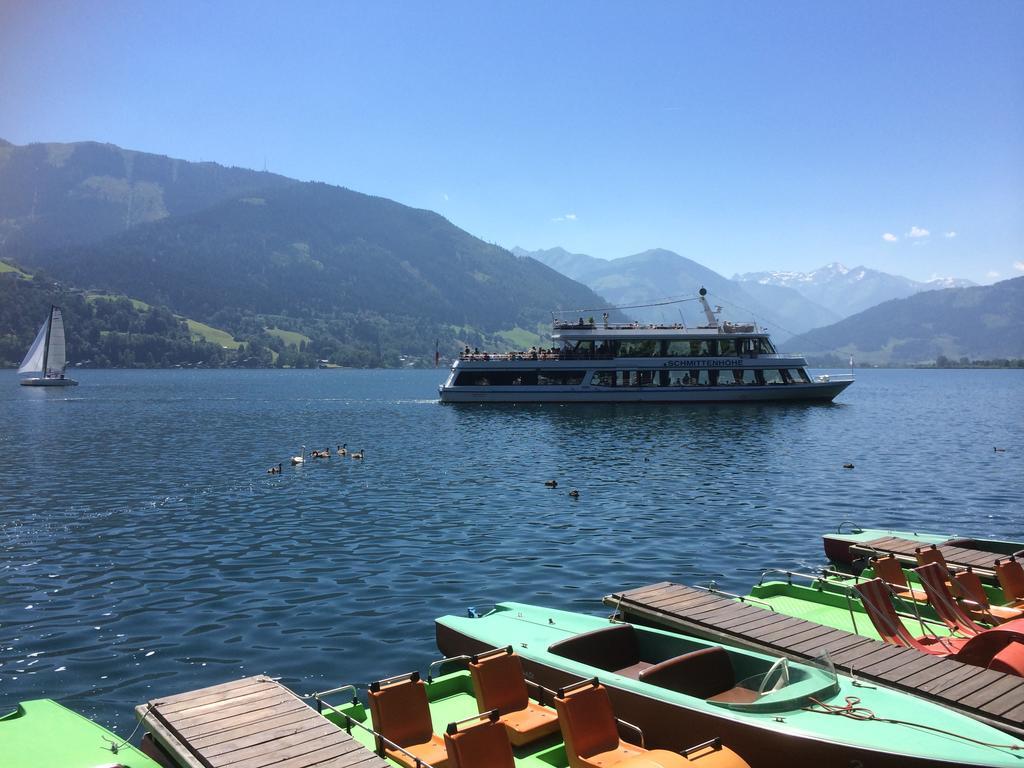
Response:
[[19, 306, 78, 386]]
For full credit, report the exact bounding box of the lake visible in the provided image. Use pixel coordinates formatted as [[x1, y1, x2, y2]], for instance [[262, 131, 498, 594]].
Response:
[[0, 367, 1021, 732]]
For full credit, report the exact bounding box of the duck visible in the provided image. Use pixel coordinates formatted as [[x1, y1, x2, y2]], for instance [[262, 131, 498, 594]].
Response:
[[311, 448, 330, 459], [291, 446, 306, 465], [351, 449, 364, 460], [267, 463, 282, 474], [843, 463, 855, 469], [544, 480, 558, 488], [994, 447, 1006, 452], [337, 443, 348, 457], [568, 489, 580, 499]]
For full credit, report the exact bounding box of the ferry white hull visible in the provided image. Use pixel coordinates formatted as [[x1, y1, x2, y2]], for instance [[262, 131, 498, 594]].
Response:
[[439, 380, 851, 403]]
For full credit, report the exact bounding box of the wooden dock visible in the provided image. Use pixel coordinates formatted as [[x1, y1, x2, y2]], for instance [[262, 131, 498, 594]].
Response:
[[849, 535, 1013, 580], [604, 582, 1024, 738], [136, 675, 389, 768]]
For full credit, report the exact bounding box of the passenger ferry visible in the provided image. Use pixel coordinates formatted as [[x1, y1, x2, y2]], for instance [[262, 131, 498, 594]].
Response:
[[438, 289, 853, 403]]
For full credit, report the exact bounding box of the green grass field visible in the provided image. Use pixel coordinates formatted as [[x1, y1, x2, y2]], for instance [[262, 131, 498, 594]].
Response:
[[85, 292, 152, 310], [0, 260, 32, 278], [265, 326, 311, 348], [186, 319, 242, 349], [496, 326, 543, 349]]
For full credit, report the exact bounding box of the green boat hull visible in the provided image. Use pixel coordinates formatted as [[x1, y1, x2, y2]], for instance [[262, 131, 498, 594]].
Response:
[[0, 699, 162, 768], [436, 602, 1024, 767]]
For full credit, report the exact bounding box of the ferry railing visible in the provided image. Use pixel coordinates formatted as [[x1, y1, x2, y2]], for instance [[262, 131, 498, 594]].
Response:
[[310, 683, 438, 768]]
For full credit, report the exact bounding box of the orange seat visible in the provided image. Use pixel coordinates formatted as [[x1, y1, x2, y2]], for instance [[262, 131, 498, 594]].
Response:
[[468, 647, 560, 746], [368, 673, 450, 768], [995, 558, 1024, 608], [872, 555, 927, 602], [914, 562, 987, 637], [553, 679, 749, 768], [988, 641, 1024, 677], [854, 578, 968, 656], [444, 711, 515, 768], [915, 544, 948, 570], [954, 568, 1022, 623]]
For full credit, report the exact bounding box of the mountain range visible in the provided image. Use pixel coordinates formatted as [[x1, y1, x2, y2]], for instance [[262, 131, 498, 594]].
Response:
[[786, 277, 1024, 365], [0, 140, 614, 366], [514, 246, 841, 340], [736, 263, 975, 318]]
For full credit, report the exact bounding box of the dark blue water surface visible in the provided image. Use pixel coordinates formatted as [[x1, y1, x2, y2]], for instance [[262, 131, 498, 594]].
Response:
[[1, 368, 1021, 732]]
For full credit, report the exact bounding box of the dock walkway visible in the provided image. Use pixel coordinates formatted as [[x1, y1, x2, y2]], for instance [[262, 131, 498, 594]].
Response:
[[850, 535, 1014, 579], [605, 582, 1024, 738], [136, 675, 388, 768]]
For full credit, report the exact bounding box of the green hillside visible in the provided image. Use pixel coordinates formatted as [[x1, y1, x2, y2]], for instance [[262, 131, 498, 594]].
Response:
[[787, 277, 1024, 365], [1, 140, 617, 367]]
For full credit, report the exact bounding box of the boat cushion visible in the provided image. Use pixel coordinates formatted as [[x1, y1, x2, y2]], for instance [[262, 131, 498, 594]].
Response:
[[548, 624, 642, 673], [369, 676, 450, 768], [987, 640, 1024, 677], [638, 647, 743, 700], [996, 559, 1024, 603], [444, 718, 515, 768], [554, 683, 623, 766], [468, 651, 560, 746]]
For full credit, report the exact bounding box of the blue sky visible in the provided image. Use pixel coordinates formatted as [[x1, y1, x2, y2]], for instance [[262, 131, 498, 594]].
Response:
[[1, 1, 1021, 283]]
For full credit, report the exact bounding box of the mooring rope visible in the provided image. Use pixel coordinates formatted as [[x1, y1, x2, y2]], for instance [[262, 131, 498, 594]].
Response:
[[803, 696, 1023, 751]]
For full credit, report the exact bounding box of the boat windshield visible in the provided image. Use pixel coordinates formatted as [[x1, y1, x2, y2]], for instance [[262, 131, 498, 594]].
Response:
[[721, 652, 840, 713]]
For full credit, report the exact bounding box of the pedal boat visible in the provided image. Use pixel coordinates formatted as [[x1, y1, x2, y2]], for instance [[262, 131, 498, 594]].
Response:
[[436, 602, 1024, 767], [0, 698, 162, 768], [314, 649, 748, 768]]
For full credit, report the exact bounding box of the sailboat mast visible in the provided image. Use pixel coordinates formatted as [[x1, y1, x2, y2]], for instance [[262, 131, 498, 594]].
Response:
[[41, 305, 54, 376]]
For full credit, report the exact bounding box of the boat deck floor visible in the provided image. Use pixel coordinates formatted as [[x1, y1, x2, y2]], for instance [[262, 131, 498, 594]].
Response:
[[849, 536, 1006, 578], [137, 675, 388, 768], [605, 582, 1024, 738]]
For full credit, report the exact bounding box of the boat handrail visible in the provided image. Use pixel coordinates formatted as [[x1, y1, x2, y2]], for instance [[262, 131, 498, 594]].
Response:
[[694, 583, 776, 611], [426, 654, 472, 682], [756, 568, 860, 586], [835, 521, 864, 534]]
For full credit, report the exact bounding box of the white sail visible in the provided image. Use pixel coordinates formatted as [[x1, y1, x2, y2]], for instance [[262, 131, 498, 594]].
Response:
[[47, 307, 67, 374], [18, 315, 49, 375]]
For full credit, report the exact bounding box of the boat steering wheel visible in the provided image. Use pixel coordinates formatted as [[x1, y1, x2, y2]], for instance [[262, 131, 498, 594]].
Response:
[[758, 657, 790, 695]]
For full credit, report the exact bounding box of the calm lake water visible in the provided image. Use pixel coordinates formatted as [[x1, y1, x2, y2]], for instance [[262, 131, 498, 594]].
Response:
[[1, 368, 1021, 732]]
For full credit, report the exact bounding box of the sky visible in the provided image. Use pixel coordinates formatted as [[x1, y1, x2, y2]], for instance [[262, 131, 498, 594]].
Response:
[[1, 1, 1021, 284]]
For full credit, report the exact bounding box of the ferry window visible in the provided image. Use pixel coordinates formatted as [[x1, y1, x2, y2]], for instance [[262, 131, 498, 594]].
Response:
[[637, 371, 654, 386], [696, 369, 711, 385], [733, 369, 759, 385], [658, 370, 670, 386], [689, 340, 717, 356], [593, 371, 615, 386], [763, 369, 785, 385], [789, 368, 810, 383], [757, 338, 776, 354], [718, 339, 737, 356], [621, 370, 638, 386], [538, 371, 585, 385], [717, 370, 739, 385], [664, 341, 691, 356], [618, 339, 658, 357]]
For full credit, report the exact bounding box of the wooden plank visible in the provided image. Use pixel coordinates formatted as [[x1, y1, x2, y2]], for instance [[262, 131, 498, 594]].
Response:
[[160, 681, 276, 716], [714, 611, 793, 634], [937, 668, 1010, 703], [155, 677, 271, 708], [190, 708, 321, 749], [856, 648, 924, 677], [201, 717, 341, 758], [618, 582, 673, 601], [963, 677, 1024, 713], [752, 620, 833, 646], [172, 689, 297, 732], [212, 724, 355, 767], [879, 654, 949, 685], [687, 601, 759, 623], [999, 701, 1024, 725], [177, 699, 311, 740], [830, 641, 898, 669], [788, 628, 864, 657], [645, 590, 725, 611], [264, 740, 366, 768], [897, 659, 967, 690], [915, 662, 980, 695], [978, 680, 1024, 717]]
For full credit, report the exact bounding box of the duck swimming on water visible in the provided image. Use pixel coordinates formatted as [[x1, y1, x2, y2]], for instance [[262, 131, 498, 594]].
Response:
[[267, 463, 282, 474], [544, 480, 558, 488], [351, 449, 364, 460], [337, 443, 348, 456], [568, 489, 580, 498], [291, 446, 306, 465]]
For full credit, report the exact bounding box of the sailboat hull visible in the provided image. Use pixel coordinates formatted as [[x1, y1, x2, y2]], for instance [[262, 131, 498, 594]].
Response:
[[19, 377, 78, 387]]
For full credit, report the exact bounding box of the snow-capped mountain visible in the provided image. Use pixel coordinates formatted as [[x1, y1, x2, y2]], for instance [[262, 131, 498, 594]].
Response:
[[734, 263, 975, 318]]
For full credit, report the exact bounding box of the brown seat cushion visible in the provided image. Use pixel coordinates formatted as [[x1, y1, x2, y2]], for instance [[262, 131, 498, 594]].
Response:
[[548, 624, 641, 672], [638, 647, 736, 699]]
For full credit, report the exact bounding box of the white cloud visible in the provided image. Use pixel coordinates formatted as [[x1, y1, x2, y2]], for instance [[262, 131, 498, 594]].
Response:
[[943, 231, 956, 239], [443, 193, 449, 201], [552, 213, 578, 222], [906, 226, 930, 238], [1014, 261, 1024, 273], [987, 271, 1000, 279], [882, 232, 898, 242]]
